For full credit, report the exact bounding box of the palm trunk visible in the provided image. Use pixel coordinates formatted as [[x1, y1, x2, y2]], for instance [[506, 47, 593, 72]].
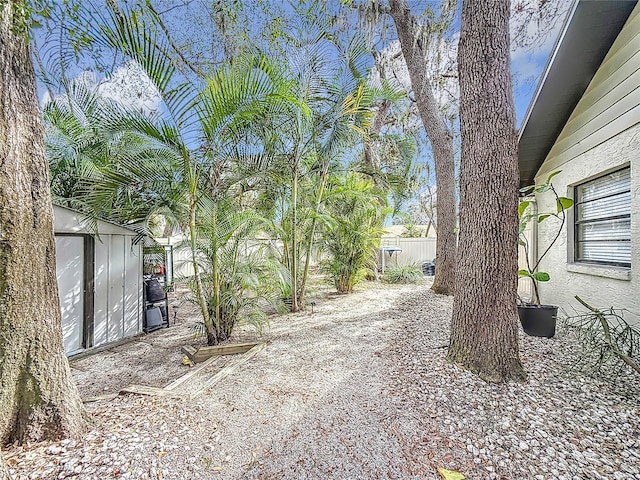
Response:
[[299, 170, 329, 305], [290, 163, 300, 312], [189, 198, 214, 344], [211, 206, 222, 342], [0, 1, 86, 444]]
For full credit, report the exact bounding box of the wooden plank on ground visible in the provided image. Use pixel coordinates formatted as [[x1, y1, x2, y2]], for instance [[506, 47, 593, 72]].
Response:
[[83, 393, 119, 403], [164, 354, 221, 391], [190, 343, 266, 399], [120, 384, 186, 399], [181, 345, 199, 363], [181, 342, 260, 363]]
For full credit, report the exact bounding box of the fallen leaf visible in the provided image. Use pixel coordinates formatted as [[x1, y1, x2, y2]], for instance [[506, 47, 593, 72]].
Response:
[[437, 467, 465, 480]]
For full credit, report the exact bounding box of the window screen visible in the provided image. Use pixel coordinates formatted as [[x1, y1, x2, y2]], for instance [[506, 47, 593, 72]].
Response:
[[574, 168, 631, 267]]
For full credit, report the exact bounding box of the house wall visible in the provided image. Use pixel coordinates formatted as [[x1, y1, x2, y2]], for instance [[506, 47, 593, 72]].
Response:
[[534, 4, 640, 323]]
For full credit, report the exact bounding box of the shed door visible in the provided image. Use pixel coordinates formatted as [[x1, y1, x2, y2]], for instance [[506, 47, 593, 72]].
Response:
[[56, 236, 85, 355]]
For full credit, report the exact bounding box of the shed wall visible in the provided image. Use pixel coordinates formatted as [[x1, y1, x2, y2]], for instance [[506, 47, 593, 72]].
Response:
[[54, 206, 143, 354]]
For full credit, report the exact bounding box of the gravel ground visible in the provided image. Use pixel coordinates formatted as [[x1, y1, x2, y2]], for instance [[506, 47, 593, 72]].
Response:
[[3, 281, 639, 480]]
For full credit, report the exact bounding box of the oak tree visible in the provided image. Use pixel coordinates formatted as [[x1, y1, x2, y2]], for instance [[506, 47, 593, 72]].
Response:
[[386, 0, 457, 295], [0, 0, 86, 451], [447, 0, 525, 382]]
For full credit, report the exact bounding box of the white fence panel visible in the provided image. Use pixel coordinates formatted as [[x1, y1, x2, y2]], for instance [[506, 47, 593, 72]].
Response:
[[379, 237, 437, 268]]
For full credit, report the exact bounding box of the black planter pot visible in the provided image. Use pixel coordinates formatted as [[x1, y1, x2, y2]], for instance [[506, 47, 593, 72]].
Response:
[[518, 304, 557, 338]]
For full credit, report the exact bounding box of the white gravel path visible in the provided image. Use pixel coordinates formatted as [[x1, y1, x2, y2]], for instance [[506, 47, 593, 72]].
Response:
[[3, 282, 639, 480]]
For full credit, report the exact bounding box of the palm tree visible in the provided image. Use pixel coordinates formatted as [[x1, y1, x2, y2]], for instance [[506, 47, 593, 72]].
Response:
[[253, 34, 376, 311], [321, 172, 387, 293], [63, 4, 297, 344], [189, 197, 286, 343]]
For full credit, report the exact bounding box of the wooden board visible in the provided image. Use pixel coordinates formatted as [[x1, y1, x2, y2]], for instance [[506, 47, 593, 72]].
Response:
[[83, 393, 119, 403], [181, 342, 260, 363], [120, 384, 186, 399], [190, 343, 266, 399], [164, 354, 221, 391], [117, 342, 266, 400]]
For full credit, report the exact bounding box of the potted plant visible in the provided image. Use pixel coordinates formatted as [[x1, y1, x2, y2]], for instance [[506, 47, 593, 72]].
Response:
[[517, 171, 574, 338]]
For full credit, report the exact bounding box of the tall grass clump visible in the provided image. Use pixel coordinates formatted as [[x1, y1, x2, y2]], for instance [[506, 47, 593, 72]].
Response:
[[383, 263, 423, 284]]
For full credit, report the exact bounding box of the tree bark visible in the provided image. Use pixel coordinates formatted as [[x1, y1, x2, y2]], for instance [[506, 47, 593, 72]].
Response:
[[388, 0, 457, 295], [0, 2, 86, 444], [448, 0, 525, 382]]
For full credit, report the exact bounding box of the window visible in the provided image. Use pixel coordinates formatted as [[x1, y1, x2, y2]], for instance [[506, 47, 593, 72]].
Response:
[[574, 167, 631, 267]]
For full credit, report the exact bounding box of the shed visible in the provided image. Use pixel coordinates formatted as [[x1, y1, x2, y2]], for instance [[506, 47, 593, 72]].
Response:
[[54, 205, 144, 355]]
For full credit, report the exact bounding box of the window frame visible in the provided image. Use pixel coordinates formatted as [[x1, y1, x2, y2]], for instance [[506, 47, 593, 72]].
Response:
[[572, 166, 631, 268]]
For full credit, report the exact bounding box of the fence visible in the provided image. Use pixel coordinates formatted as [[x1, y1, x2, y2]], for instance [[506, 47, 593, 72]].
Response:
[[379, 237, 437, 269]]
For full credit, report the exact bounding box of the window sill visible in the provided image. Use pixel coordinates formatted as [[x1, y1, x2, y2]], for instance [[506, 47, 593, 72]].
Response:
[[567, 263, 631, 280]]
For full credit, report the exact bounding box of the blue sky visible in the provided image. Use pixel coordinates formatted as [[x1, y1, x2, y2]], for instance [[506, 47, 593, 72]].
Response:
[[35, 1, 570, 131]]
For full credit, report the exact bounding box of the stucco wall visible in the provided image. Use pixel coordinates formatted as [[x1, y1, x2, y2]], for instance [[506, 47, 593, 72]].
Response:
[[532, 3, 640, 324], [534, 123, 638, 323]]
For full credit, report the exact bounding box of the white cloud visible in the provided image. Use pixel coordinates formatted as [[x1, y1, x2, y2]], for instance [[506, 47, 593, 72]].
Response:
[[98, 61, 162, 116], [42, 61, 162, 118]]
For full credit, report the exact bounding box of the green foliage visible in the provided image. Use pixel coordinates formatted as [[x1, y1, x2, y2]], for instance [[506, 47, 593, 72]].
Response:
[[321, 173, 386, 294], [564, 296, 640, 378], [187, 199, 286, 344], [1, 0, 58, 39], [518, 170, 574, 305], [398, 216, 424, 238], [383, 264, 423, 284]]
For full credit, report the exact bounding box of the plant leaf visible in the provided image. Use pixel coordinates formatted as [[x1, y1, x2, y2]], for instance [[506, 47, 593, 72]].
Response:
[[518, 201, 530, 218], [519, 185, 534, 194], [437, 467, 465, 480], [557, 197, 574, 212], [546, 170, 562, 183], [535, 184, 550, 193], [532, 272, 550, 282], [537, 214, 550, 223], [518, 269, 531, 277]]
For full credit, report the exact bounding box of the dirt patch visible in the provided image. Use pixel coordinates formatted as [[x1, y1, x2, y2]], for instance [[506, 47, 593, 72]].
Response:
[[69, 275, 383, 399]]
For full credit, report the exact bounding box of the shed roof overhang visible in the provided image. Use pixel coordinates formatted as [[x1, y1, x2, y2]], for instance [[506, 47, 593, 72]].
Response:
[[517, 0, 637, 188]]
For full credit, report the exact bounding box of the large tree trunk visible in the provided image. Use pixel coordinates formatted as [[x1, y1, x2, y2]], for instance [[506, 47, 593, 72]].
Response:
[[0, 2, 86, 444], [388, 0, 457, 295], [448, 0, 525, 382]]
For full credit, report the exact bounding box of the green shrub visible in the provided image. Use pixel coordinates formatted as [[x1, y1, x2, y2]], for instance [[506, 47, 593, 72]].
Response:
[[321, 173, 387, 294], [383, 264, 423, 284]]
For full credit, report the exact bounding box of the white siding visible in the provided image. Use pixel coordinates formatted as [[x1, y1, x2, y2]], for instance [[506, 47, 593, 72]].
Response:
[[93, 236, 110, 347], [108, 235, 126, 343], [124, 236, 142, 337], [55, 236, 85, 354], [538, 5, 640, 178], [532, 0, 640, 323], [54, 206, 145, 352]]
